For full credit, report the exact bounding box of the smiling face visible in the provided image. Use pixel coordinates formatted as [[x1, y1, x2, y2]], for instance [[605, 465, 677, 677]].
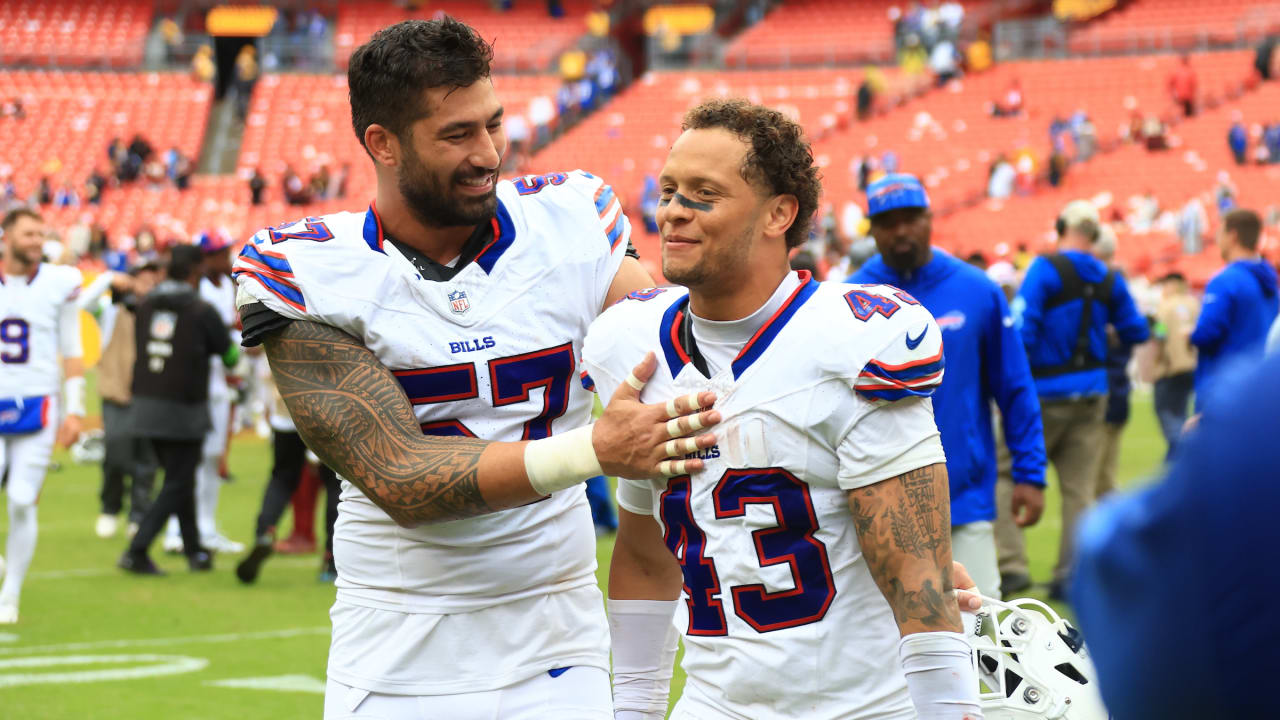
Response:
[[393, 80, 506, 228], [3, 213, 47, 272], [657, 127, 778, 291], [869, 206, 933, 272]]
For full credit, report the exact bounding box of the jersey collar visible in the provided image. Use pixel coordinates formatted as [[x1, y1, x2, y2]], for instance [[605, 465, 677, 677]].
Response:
[[363, 200, 516, 278], [0, 263, 40, 285], [658, 270, 818, 381]]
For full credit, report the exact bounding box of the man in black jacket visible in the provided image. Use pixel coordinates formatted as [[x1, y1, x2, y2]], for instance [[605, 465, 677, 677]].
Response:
[[118, 244, 236, 575]]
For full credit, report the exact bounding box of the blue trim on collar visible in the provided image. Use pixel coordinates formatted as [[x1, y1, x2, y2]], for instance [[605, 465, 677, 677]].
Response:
[[362, 204, 386, 254], [730, 271, 817, 380], [474, 200, 515, 275], [658, 295, 693, 378]]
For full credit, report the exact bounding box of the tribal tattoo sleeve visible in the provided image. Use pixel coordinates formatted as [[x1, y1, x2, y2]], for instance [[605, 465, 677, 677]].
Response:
[[262, 320, 494, 526]]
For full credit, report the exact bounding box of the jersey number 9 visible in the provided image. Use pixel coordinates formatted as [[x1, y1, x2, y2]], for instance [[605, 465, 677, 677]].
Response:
[[0, 318, 30, 364]]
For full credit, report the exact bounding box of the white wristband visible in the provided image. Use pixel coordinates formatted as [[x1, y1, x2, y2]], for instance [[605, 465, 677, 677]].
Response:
[[63, 376, 86, 418], [899, 631, 983, 720], [523, 424, 603, 496]]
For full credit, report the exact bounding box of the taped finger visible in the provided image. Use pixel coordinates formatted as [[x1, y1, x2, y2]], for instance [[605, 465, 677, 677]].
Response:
[[624, 372, 646, 391], [662, 437, 700, 458], [665, 392, 705, 419], [658, 459, 689, 477]]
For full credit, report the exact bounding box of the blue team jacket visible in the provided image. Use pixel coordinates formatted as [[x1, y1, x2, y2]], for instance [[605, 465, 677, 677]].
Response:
[[1072, 352, 1280, 719], [852, 251, 1047, 526], [1014, 250, 1150, 398], [1189, 258, 1278, 408]]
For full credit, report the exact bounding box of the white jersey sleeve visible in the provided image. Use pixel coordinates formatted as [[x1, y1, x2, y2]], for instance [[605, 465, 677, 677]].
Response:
[[835, 286, 946, 490], [515, 170, 631, 312]]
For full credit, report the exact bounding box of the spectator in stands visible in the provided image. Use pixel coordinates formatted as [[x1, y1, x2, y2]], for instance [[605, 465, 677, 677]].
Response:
[[160, 17, 183, 63], [528, 93, 555, 147], [173, 153, 192, 191], [640, 175, 659, 234], [248, 168, 266, 205], [503, 114, 530, 172], [95, 260, 161, 539], [881, 149, 899, 174], [1255, 35, 1275, 81], [1091, 226, 1132, 500], [1228, 116, 1249, 164], [852, 173, 1047, 599], [996, 199, 1149, 599], [1214, 171, 1238, 212], [282, 165, 309, 205], [856, 75, 876, 121], [966, 31, 993, 74], [1150, 271, 1199, 457], [191, 46, 215, 84], [32, 176, 52, 206], [987, 155, 1015, 199], [898, 34, 928, 77], [939, 0, 964, 36], [331, 162, 350, 199], [143, 159, 167, 191], [1142, 115, 1168, 151], [1190, 208, 1279, 410], [991, 79, 1024, 117], [929, 37, 960, 86], [53, 181, 79, 208], [1167, 55, 1198, 117], [309, 166, 331, 201], [1, 98, 24, 120], [233, 45, 260, 119], [128, 134, 154, 170], [1048, 150, 1068, 188], [85, 168, 107, 206], [1177, 195, 1208, 254], [1264, 123, 1280, 163]]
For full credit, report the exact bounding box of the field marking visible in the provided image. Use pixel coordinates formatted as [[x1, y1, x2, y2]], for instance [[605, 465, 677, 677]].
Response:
[[0, 633, 18, 643], [0, 654, 209, 687], [0, 626, 329, 656], [208, 674, 326, 694]]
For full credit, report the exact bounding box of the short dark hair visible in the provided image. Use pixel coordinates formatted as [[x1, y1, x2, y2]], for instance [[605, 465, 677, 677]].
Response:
[[167, 244, 204, 281], [1223, 208, 1262, 251], [347, 18, 494, 154], [682, 98, 821, 249], [1, 206, 42, 232]]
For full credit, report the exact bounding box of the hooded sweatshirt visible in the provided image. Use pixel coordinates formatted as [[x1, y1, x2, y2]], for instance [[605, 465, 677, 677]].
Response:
[[852, 250, 1046, 525], [1190, 258, 1279, 408]]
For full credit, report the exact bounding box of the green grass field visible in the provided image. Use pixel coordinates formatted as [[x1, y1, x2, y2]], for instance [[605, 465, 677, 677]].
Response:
[[0, 394, 1166, 718]]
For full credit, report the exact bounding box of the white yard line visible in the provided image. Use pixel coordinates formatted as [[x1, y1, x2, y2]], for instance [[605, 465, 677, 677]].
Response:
[[0, 627, 329, 656], [29, 557, 323, 580]]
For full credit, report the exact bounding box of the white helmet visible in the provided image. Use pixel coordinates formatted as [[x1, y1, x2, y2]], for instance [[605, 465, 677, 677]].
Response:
[[69, 429, 105, 465], [967, 596, 1110, 719]]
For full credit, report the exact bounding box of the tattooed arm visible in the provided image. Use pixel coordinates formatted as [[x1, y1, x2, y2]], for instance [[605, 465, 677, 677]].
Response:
[[262, 319, 721, 528], [848, 464, 963, 635]]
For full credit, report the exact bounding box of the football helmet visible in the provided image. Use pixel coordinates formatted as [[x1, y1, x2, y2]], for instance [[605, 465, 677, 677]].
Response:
[[966, 596, 1110, 719], [70, 428, 105, 465]]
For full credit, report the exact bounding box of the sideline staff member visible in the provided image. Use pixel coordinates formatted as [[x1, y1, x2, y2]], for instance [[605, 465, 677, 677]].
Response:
[[996, 200, 1148, 599], [118, 244, 236, 575]]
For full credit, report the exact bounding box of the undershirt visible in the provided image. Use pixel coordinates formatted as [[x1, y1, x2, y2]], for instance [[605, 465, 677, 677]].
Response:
[[688, 271, 801, 376]]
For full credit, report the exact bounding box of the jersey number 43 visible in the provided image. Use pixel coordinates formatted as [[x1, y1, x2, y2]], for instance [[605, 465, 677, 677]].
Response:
[[661, 469, 836, 635]]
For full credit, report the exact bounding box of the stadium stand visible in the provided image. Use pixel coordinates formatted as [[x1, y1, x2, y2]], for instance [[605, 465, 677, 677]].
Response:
[[0, 0, 152, 67], [1068, 0, 1280, 54], [334, 0, 594, 71]]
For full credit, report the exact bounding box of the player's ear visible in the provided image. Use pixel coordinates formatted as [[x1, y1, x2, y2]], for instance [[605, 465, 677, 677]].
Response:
[[364, 124, 400, 169], [762, 194, 799, 243]]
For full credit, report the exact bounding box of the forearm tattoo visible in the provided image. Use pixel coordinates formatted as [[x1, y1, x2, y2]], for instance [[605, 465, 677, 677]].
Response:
[[849, 464, 961, 632], [263, 320, 493, 526]]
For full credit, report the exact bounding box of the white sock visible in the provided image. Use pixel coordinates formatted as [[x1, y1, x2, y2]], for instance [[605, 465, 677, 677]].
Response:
[[0, 502, 38, 608], [196, 457, 220, 540]]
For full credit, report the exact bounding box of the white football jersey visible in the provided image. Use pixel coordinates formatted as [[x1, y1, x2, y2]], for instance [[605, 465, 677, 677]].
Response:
[[199, 274, 237, 401], [233, 170, 630, 693], [0, 264, 83, 399], [582, 274, 947, 720]]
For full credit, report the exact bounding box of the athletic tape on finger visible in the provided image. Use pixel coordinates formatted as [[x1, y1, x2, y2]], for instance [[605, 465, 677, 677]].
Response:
[[658, 459, 688, 477], [624, 372, 646, 391], [662, 437, 699, 458], [664, 393, 705, 420]]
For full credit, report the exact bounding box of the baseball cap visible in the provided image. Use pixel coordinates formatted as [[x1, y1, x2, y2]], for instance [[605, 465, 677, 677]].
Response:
[[195, 230, 231, 254], [1058, 199, 1100, 230], [866, 173, 930, 217]]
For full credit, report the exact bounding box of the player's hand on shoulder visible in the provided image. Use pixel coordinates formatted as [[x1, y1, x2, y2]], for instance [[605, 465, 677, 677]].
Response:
[[593, 352, 720, 480]]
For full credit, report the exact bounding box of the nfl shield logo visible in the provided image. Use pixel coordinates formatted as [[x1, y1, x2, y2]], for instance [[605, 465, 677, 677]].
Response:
[[448, 289, 470, 315]]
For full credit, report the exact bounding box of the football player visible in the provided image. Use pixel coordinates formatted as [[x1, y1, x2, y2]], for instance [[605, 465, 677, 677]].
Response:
[[232, 19, 720, 719], [583, 100, 983, 719], [0, 207, 87, 624]]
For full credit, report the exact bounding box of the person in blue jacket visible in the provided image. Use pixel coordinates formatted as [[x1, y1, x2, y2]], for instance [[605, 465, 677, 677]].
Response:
[[1190, 208, 1278, 410], [995, 199, 1149, 601], [850, 173, 1047, 599], [1071, 351, 1280, 720]]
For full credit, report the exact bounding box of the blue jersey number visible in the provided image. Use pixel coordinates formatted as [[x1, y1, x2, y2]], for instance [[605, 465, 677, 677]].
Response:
[[267, 218, 334, 244], [0, 318, 30, 364], [393, 344, 575, 439], [844, 289, 902, 322], [513, 173, 568, 196], [660, 468, 835, 635]]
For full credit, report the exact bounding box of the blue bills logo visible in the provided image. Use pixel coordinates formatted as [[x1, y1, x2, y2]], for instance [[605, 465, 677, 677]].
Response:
[[448, 290, 470, 315]]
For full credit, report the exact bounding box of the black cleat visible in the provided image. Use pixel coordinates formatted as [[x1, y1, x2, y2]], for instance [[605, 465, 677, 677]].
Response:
[[236, 537, 274, 584], [188, 550, 214, 572], [118, 551, 165, 576], [1000, 572, 1033, 598]]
